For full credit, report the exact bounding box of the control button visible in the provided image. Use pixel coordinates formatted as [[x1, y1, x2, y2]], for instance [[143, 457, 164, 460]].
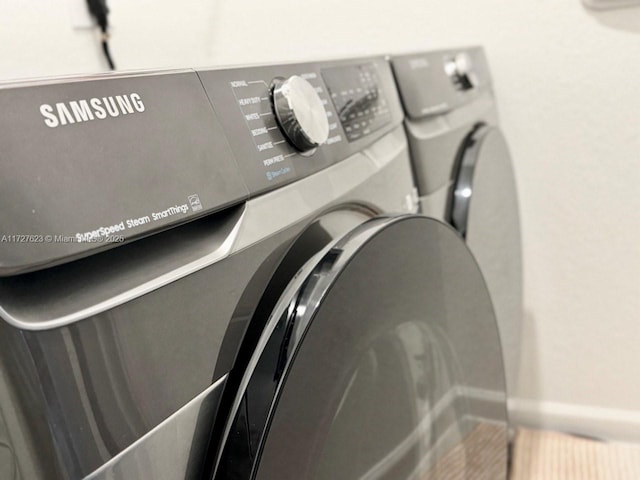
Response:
[[271, 75, 329, 155], [445, 53, 479, 91]]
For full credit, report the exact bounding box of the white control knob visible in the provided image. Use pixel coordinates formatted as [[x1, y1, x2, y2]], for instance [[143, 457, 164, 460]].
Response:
[[271, 75, 329, 155]]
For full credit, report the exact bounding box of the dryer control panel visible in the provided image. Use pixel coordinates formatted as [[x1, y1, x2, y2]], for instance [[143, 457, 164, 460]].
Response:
[[197, 56, 403, 196], [391, 47, 492, 119], [0, 57, 404, 274]]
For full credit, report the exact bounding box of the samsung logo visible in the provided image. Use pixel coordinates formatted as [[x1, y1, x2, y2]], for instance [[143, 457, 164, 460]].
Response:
[[40, 93, 145, 128]]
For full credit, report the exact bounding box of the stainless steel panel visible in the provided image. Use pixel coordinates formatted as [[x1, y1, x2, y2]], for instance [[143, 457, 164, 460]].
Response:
[[0, 71, 247, 275], [86, 376, 226, 480]]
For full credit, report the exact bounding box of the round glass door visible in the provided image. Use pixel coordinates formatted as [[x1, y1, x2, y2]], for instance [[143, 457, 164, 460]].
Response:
[[214, 215, 508, 480]]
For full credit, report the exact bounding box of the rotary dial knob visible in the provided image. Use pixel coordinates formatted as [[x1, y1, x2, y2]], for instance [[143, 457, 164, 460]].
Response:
[[445, 53, 479, 91], [271, 75, 330, 155]]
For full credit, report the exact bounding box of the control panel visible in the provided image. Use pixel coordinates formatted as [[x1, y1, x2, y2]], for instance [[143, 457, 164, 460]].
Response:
[[391, 47, 492, 119], [198, 57, 403, 196], [322, 63, 391, 142], [0, 57, 404, 274]]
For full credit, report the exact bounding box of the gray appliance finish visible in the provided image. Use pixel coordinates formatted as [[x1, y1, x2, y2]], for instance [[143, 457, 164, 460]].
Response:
[[0, 56, 507, 480], [391, 47, 523, 402]]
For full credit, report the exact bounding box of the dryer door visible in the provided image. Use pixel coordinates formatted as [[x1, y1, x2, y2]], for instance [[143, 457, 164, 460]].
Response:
[[213, 215, 507, 480], [448, 125, 522, 396]]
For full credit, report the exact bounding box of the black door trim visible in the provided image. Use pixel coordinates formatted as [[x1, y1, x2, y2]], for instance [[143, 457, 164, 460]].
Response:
[[448, 123, 495, 238]]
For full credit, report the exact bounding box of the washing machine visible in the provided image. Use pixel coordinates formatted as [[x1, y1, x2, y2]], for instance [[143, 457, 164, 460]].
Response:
[[0, 56, 507, 479], [391, 47, 523, 401]]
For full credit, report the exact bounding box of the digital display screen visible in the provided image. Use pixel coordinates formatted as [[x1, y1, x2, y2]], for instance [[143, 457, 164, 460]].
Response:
[[321, 63, 391, 142]]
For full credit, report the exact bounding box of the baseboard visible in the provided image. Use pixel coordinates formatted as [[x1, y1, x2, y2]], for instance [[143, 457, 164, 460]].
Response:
[[508, 398, 640, 444]]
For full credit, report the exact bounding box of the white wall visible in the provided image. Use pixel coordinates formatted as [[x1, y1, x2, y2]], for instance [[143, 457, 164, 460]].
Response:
[[1, 0, 639, 442]]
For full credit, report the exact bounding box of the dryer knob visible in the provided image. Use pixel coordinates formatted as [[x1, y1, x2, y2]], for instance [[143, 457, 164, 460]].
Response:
[[446, 53, 479, 91], [271, 75, 329, 155]]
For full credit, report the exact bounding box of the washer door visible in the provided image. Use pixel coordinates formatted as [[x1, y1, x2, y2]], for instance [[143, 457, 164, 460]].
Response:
[[449, 125, 523, 396], [214, 215, 507, 480]]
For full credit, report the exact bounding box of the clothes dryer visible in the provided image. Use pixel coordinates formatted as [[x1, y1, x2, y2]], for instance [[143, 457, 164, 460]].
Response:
[[0, 57, 508, 479], [392, 47, 523, 401]]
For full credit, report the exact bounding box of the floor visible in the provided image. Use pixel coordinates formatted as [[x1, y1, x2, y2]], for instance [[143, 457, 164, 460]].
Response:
[[510, 429, 640, 480]]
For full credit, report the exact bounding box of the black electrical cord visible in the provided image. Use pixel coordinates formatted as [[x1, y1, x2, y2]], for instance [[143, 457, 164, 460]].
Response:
[[101, 36, 115, 70], [86, 0, 116, 70]]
